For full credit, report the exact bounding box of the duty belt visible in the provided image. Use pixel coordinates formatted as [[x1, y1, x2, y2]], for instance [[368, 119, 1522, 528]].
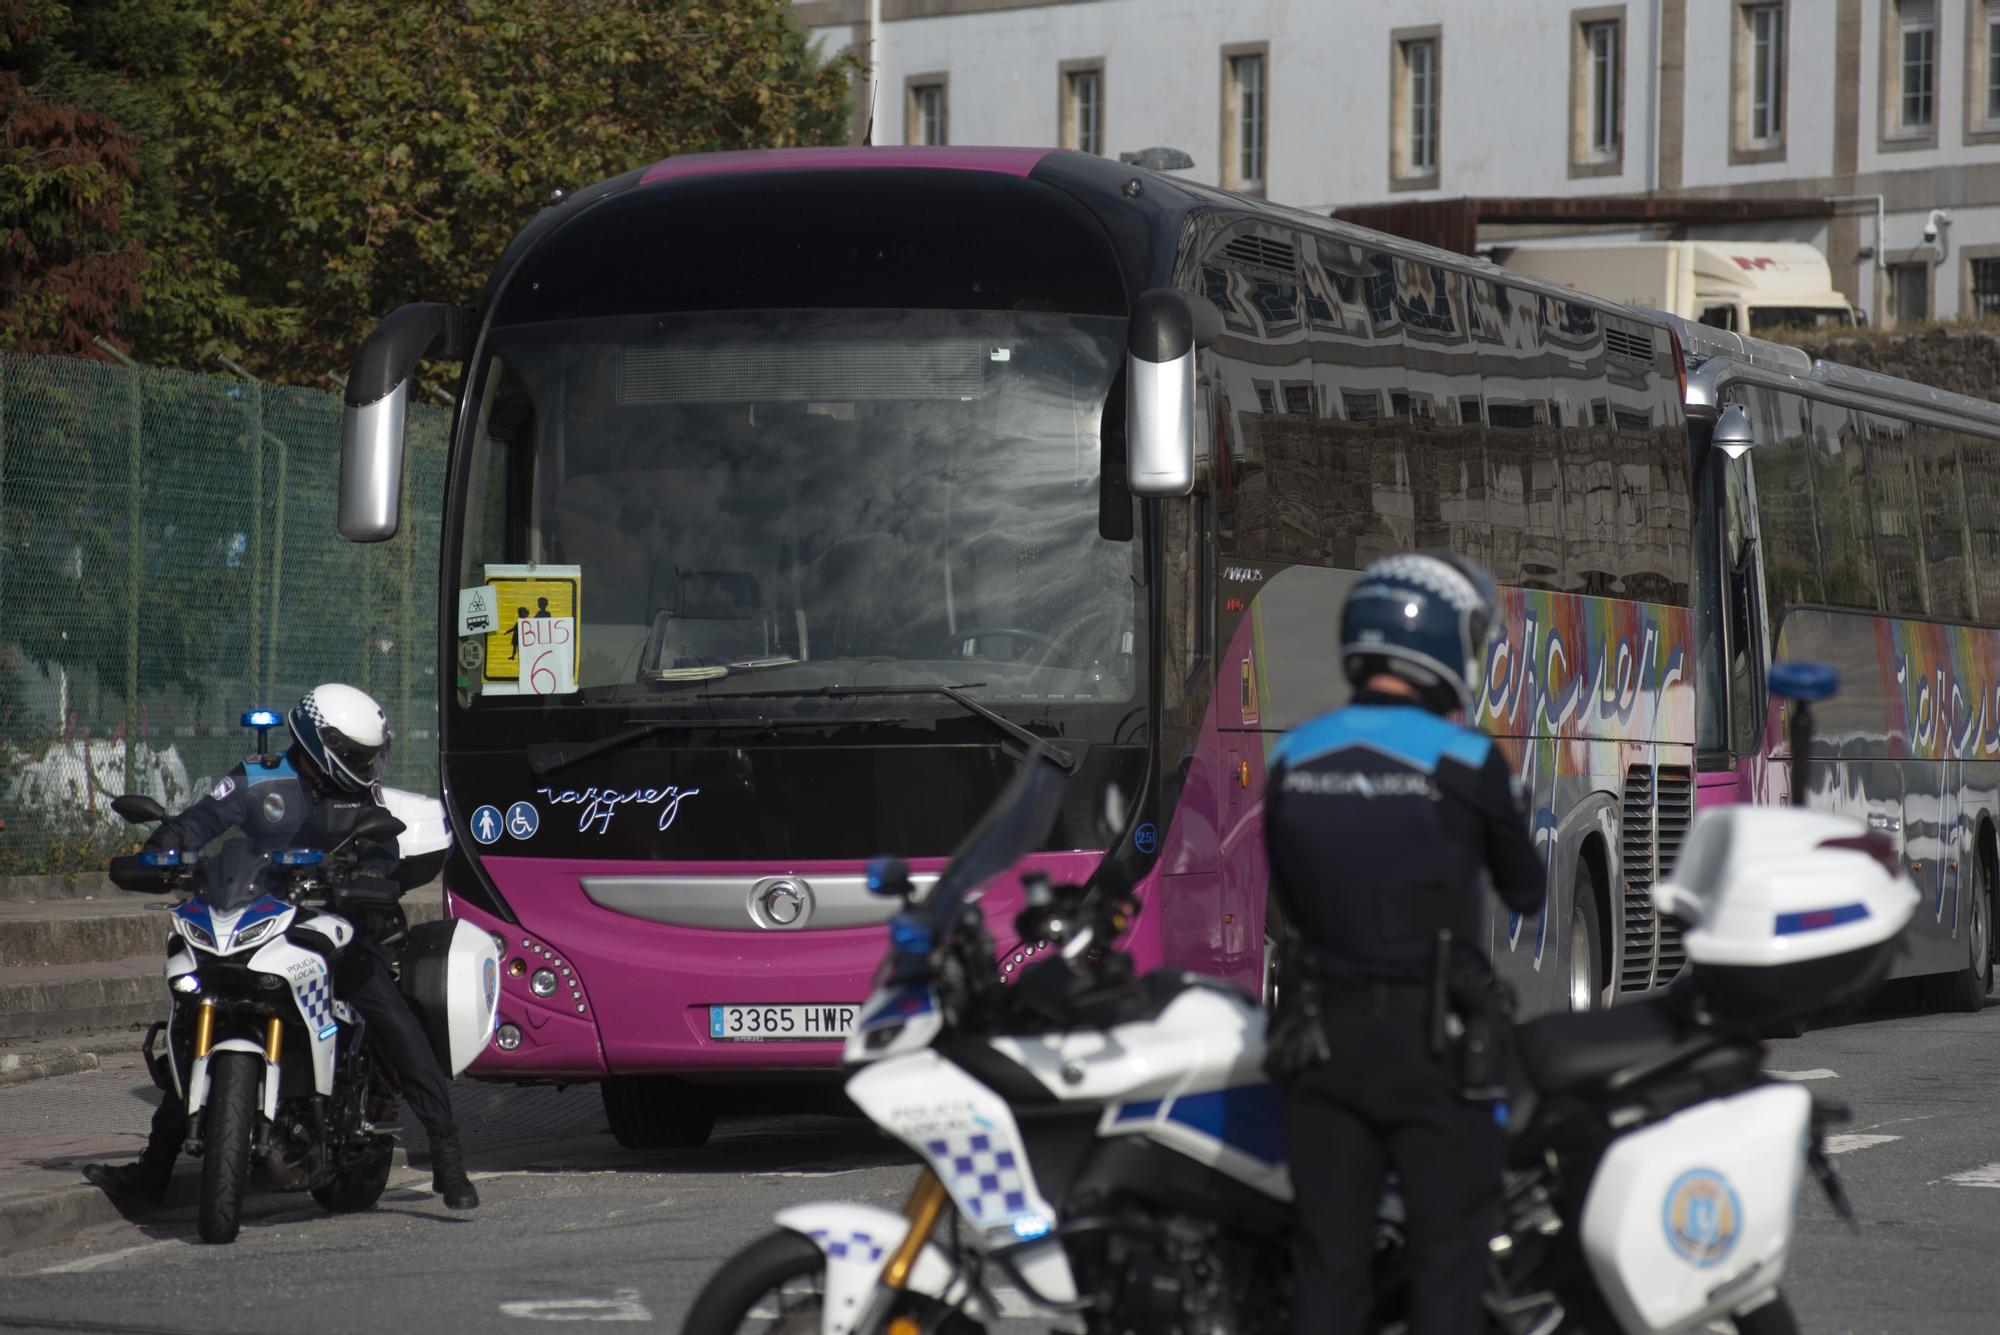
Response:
[[1319, 977, 1431, 1020]]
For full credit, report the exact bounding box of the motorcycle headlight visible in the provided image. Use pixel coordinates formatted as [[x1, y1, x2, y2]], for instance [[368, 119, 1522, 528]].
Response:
[[178, 918, 216, 950], [231, 918, 279, 950]]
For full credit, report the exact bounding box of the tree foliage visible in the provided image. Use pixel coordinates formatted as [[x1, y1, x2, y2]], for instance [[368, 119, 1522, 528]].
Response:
[[1, 0, 854, 375]]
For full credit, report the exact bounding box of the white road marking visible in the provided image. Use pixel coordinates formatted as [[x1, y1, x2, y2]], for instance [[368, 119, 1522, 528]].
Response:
[[1824, 1134, 1900, 1155], [498, 1290, 653, 1322], [1942, 1163, 2000, 1188], [38, 1239, 178, 1274], [1767, 1068, 1839, 1081], [756, 1169, 866, 1179]]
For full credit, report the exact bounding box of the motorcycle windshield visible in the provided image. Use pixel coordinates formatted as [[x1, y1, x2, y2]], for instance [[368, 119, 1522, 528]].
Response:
[[920, 746, 1068, 935], [195, 842, 277, 914]]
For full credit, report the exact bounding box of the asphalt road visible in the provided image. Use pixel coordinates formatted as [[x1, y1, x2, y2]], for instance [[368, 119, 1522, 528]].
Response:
[[1, 995, 1998, 1334]]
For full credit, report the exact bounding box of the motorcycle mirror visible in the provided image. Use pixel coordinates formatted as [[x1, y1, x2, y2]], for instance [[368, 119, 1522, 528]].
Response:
[[111, 794, 169, 825]]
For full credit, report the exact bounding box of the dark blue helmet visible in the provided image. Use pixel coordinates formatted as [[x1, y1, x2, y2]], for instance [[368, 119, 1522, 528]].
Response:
[[1340, 554, 1499, 715]]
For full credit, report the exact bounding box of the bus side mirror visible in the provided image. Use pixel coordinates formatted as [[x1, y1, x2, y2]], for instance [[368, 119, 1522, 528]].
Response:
[[338, 303, 476, 542], [1124, 289, 1218, 498]]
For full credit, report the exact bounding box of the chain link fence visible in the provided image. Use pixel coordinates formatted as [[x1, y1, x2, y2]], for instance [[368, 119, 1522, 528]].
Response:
[[0, 352, 449, 873]]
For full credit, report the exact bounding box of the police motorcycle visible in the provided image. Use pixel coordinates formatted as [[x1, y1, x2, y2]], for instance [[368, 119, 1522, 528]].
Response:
[[683, 662, 1916, 1335], [106, 709, 500, 1244]]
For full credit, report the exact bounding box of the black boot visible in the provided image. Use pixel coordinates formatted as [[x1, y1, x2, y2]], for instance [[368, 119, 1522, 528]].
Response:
[[82, 1155, 173, 1206], [428, 1131, 478, 1209]]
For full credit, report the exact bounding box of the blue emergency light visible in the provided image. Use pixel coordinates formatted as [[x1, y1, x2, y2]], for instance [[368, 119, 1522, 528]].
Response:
[[241, 708, 283, 757]]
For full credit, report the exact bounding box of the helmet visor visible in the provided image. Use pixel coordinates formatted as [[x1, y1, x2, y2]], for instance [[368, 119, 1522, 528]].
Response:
[[318, 723, 390, 789]]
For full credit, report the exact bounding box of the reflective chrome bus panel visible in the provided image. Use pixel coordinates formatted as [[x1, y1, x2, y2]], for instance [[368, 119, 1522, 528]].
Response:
[[1667, 308, 2000, 996]]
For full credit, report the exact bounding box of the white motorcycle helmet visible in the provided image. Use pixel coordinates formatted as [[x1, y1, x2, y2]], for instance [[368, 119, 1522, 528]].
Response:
[[288, 683, 392, 794]]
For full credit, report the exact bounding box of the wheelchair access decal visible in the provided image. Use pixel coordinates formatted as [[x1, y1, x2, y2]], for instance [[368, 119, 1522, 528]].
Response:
[[505, 802, 540, 840]]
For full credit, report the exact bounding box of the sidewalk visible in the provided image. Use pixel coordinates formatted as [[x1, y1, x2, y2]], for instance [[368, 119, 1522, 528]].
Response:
[[0, 1049, 612, 1254]]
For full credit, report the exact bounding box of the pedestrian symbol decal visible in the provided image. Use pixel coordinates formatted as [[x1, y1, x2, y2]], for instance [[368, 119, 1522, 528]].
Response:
[[506, 801, 540, 840], [471, 805, 503, 845]]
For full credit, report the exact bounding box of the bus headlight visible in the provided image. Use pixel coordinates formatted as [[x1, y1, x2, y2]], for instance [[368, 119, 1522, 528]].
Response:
[[495, 1023, 522, 1051], [530, 968, 558, 997]]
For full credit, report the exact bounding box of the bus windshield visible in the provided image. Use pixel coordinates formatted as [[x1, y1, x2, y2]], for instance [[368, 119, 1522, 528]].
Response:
[[454, 307, 1139, 722]]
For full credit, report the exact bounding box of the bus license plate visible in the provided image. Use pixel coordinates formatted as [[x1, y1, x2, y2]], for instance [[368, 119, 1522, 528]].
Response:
[[709, 1004, 858, 1041]]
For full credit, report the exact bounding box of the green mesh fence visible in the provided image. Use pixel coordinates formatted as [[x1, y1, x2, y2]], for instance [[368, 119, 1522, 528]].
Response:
[[0, 352, 449, 873]]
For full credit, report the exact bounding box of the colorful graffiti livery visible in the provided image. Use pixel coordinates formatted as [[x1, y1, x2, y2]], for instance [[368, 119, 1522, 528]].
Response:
[[1479, 588, 1694, 744]]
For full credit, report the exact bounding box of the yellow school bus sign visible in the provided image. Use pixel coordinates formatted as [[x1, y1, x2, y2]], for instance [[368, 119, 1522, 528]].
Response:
[[482, 565, 581, 685]]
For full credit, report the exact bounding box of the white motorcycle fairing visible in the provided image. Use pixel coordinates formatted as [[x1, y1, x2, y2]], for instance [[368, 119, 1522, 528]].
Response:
[[990, 977, 1289, 1203], [1580, 1081, 1810, 1334], [168, 896, 355, 1120], [775, 1202, 999, 1335]]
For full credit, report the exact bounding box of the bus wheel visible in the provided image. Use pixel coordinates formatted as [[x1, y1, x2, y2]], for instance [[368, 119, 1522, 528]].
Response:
[[602, 1076, 715, 1150], [1568, 867, 1605, 1013], [1932, 851, 1994, 1014]]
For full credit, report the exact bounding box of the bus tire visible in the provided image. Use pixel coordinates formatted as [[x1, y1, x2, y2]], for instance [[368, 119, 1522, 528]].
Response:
[[1568, 859, 1605, 1013], [1932, 847, 1993, 1014], [602, 1076, 715, 1150]]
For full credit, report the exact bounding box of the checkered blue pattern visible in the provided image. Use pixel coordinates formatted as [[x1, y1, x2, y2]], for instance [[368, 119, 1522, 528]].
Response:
[[808, 1227, 886, 1263], [924, 1131, 1028, 1224], [294, 971, 334, 1031]]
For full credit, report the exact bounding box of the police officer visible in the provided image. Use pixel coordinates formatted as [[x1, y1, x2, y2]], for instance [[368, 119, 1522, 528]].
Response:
[[84, 684, 479, 1211], [1267, 554, 1543, 1334]]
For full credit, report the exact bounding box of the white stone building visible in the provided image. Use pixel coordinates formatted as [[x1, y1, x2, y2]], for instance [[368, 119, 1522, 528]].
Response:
[[795, 0, 2000, 324]]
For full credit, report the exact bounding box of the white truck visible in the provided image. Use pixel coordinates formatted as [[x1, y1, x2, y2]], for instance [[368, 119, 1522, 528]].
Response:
[[1493, 239, 1856, 336]]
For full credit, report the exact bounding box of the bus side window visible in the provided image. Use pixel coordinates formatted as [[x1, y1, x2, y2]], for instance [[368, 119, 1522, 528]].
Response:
[[1699, 305, 1737, 332]]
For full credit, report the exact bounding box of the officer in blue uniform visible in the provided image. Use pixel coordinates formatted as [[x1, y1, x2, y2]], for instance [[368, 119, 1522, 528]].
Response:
[[1267, 554, 1544, 1334], [83, 685, 478, 1211]]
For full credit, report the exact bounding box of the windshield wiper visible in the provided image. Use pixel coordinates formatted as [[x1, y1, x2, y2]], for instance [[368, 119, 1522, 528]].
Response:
[[700, 683, 1078, 773], [527, 713, 908, 778]]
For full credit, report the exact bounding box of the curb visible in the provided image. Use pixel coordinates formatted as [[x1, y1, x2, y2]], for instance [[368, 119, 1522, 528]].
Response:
[[0, 1132, 616, 1257], [0, 1048, 100, 1089], [0, 1148, 421, 1257], [0, 1032, 148, 1089]]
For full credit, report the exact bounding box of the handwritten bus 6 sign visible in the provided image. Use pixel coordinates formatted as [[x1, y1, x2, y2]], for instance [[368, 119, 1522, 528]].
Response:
[[519, 616, 578, 696]]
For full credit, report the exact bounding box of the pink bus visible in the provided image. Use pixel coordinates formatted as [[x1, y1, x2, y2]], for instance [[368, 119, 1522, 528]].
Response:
[[1668, 315, 2000, 1011], [336, 147, 1698, 1146]]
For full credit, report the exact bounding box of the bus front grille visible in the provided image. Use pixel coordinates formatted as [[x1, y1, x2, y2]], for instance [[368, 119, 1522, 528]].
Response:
[[1619, 765, 1657, 992]]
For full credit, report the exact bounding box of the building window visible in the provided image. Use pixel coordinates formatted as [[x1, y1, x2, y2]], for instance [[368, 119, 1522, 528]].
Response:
[[1748, 5, 1783, 143], [1881, 0, 1937, 146], [1889, 262, 1930, 324], [1221, 47, 1268, 194], [1969, 0, 2000, 139], [1405, 39, 1438, 171], [907, 77, 947, 146], [1901, 3, 1935, 130], [1060, 63, 1104, 155], [1970, 257, 2000, 318], [1990, 5, 2000, 119], [1730, 2, 1787, 161], [1586, 22, 1621, 157], [1390, 26, 1442, 188], [1570, 8, 1625, 176]]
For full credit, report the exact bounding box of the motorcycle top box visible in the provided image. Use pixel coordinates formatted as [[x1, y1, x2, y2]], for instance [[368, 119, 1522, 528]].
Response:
[[398, 918, 502, 1078], [1657, 805, 1918, 1023]]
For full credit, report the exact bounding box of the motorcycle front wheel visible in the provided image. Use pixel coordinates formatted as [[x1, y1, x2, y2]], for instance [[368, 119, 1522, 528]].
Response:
[[198, 1051, 261, 1244], [681, 1229, 987, 1335]]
